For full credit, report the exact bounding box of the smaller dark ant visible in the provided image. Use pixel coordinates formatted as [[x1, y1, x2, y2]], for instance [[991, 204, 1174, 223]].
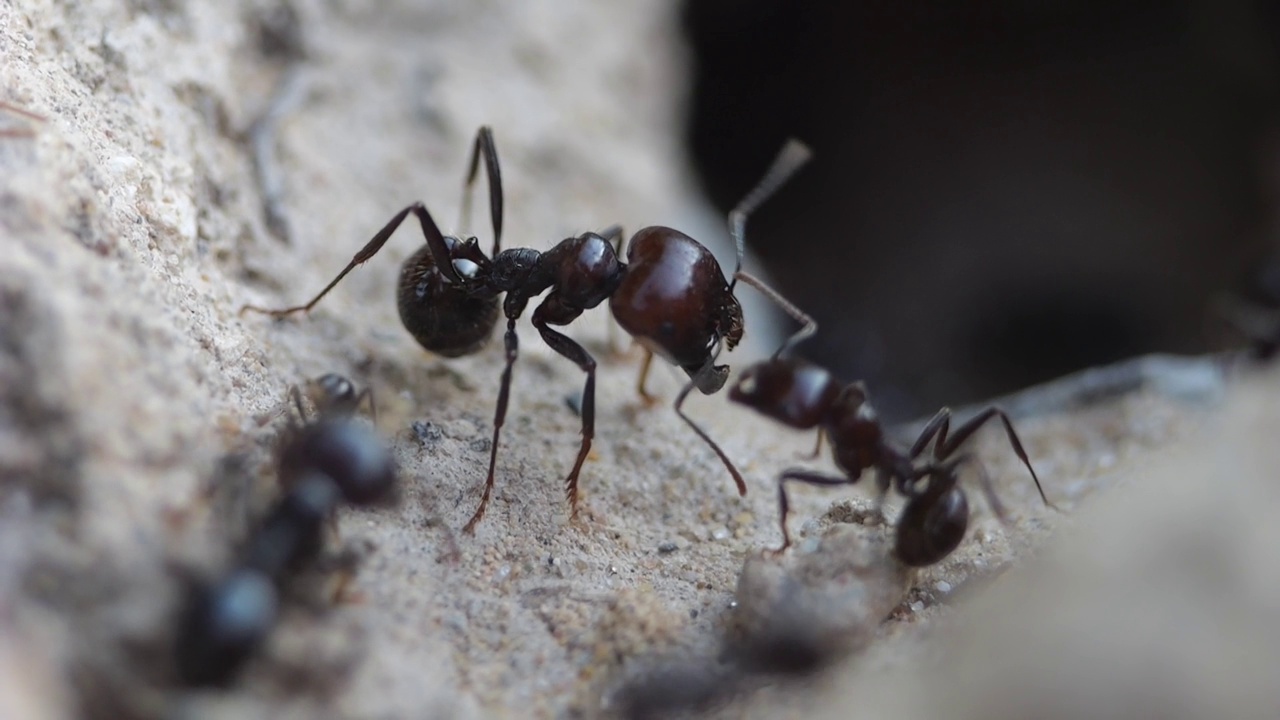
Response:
[[242, 128, 815, 532], [175, 375, 395, 687], [0, 100, 45, 137], [728, 357, 1054, 566]]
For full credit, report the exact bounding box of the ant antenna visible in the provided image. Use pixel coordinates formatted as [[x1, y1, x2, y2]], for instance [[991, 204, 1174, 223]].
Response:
[[727, 139, 812, 290], [732, 271, 816, 357]]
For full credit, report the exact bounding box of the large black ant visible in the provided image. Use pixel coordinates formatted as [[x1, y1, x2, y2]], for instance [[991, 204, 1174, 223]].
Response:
[[175, 374, 395, 686], [242, 128, 814, 531], [728, 357, 1055, 566]]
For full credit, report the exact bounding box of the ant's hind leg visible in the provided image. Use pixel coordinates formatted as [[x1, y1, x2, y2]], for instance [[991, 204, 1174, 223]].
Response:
[[769, 469, 855, 554], [240, 202, 460, 317], [463, 318, 519, 533], [457, 126, 504, 255], [929, 407, 1055, 510]]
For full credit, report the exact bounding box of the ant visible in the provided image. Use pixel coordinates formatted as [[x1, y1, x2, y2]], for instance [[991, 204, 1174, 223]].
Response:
[[242, 127, 813, 532], [175, 375, 395, 686], [728, 357, 1055, 566]]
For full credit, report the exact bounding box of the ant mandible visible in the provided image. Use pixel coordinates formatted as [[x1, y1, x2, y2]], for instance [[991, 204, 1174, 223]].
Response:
[[242, 128, 814, 532], [728, 357, 1055, 566], [175, 374, 395, 686]]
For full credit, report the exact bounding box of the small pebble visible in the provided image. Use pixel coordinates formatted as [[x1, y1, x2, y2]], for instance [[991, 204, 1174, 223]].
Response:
[[909, 601, 924, 613], [711, 527, 730, 541], [936, 581, 952, 594], [412, 420, 442, 445], [657, 541, 679, 554]]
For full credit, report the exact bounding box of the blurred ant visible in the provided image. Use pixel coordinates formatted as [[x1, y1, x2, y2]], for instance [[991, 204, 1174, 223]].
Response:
[[729, 357, 1054, 566], [0, 100, 44, 137], [175, 375, 395, 686], [243, 128, 814, 531]]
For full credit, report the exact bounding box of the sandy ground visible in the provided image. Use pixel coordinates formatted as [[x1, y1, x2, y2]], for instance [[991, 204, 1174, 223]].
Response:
[[2, 2, 1277, 719]]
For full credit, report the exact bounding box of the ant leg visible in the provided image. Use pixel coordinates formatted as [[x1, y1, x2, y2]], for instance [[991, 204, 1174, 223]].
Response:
[[0, 101, 46, 137], [634, 349, 659, 405], [958, 456, 1008, 523], [531, 299, 596, 517], [928, 407, 1055, 510], [288, 385, 308, 426], [769, 469, 855, 554], [732, 271, 817, 357], [597, 224, 627, 355], [241, 202, 460, 317], [0, 101, 46, 122], [907, 407, 952, 459], [464, 318, 519, 533], [247, 67, 307, 243], [673, 376, 747, 496], [354, 387, 377, 427], [801, 428, 825, 460], [457, 126, 504, 255]]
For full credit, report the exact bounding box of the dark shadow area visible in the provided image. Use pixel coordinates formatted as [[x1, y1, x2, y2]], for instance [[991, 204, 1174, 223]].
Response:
[[683, 0, 1280, 418]]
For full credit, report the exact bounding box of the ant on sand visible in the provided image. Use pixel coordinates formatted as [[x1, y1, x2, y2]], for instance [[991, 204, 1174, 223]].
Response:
[[729, 357, 1055, 566], [175, 375, 394, 686], [242, 128, 813, 531]]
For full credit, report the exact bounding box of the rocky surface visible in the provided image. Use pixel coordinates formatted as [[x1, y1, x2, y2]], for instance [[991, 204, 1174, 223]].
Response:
[[1, 2, 1273, 719]]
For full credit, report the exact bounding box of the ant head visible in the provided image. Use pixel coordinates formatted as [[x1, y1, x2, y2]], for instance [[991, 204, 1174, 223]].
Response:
[[718, 295, 745, 351], [729, 357, 840, 429], [306, 373, 357, 415], [609, 227, 739, 372], [836, 381, 872, 416]]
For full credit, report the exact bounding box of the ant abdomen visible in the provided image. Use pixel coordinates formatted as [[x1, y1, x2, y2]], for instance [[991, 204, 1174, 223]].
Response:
[[397, 242, 499, 358], [175, 567, 279, 687], [610, 227, 744, 374], [894, 487, 969, 567]]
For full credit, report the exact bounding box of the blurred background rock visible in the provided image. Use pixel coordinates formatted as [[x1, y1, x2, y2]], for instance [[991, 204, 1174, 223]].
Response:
[[682, 0, 1280, 418]]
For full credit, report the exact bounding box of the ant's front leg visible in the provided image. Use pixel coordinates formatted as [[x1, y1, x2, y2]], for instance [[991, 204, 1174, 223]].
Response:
[[531, 295, 596, 518], [241, 202, 461, 317], [674, 359, 746, 496], [769, 469, 856, 554]]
